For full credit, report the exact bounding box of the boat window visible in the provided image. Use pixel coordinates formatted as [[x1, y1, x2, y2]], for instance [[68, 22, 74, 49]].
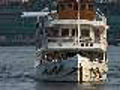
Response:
[[89, 4, 94, 10], [79, 51, 103, 60], [81, 29, 90, 37], [59, 3, 73, 11], [76, 29, 78, 36], [74, 4, 78, 10], [48, 29, 59, 37], [80, 0, 84, 3], [59, 4, 65, 11], [61, 28, 69, 37], [57, 4, 59, 13], [91, 52, 103, 60], [81, 4, 86, 10], [99, 52, 103, 60], [105, 52, 107, 61], [72, 29, 75, 36], [95, 29, 100, 42], [67, 3, 73, 10]]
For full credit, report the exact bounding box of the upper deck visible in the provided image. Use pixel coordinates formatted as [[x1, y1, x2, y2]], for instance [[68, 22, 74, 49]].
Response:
[[36, 0, 108, 51], [57, 0, 96, 20], [48, 19, 108, 27]]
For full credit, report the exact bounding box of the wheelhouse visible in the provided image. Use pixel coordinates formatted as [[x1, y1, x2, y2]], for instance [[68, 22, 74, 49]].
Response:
[[58, 0, 96, 20]]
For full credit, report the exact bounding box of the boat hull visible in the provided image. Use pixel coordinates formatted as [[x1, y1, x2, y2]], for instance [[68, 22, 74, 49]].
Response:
[[36, 59, 78, 82], [36, 57, 108, 82]]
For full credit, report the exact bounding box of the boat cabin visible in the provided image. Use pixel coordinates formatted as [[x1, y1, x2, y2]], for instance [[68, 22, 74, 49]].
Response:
[[46, 24, 105, 44], [58, 0, 96, 20]]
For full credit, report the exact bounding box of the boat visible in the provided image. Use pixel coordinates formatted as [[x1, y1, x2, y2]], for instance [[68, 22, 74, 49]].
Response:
[[34, 0, 109, 82]]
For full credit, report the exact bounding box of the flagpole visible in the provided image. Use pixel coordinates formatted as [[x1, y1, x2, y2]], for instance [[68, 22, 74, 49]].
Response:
[[77, 0, 81, 83], [77, 0, 80, 44]]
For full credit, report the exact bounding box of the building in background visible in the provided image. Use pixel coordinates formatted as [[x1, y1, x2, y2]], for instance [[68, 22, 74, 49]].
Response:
[[0, 0, 29, 5], [0, 0, 120, 45], [0, 0, 36, 46]]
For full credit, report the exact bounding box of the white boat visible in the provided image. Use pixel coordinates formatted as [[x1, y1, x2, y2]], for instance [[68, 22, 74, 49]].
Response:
[[35, 0, 109, 82]]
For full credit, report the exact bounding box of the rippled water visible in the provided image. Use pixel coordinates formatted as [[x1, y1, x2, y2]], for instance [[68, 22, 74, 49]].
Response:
[[0, 46, 120, 90]]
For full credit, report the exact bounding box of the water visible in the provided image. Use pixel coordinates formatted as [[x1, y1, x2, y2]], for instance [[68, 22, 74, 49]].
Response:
[[0, 46, 120, 90]]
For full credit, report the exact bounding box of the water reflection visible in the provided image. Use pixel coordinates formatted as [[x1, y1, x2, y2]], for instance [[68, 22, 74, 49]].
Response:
[[36, 82, 120, 90]]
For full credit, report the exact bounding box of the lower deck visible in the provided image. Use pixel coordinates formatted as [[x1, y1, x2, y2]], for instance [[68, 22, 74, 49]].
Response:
[[36, 52, 108, 82]]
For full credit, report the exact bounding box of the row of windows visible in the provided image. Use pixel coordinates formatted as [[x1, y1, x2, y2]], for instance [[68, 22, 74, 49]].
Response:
[[59, 3, 94, 11], [47, 28, 90, 37], [47, 28, 76, 37], [59, 3, 73, 11]]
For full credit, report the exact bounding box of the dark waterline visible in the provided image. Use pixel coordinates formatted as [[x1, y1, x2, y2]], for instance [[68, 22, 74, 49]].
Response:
[[0, 46, 120, 90]]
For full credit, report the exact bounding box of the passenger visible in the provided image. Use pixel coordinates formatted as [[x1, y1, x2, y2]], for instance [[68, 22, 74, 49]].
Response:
[[55, 59, 58, 62], [52, 59, 54, 62], [47, 54, 52, 62], [98, 60, 103, 63], [95, 58, 103, 63], [93, 58, 98, 63], [44, 55, 47, 60], [90, 58, 93, 62]]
